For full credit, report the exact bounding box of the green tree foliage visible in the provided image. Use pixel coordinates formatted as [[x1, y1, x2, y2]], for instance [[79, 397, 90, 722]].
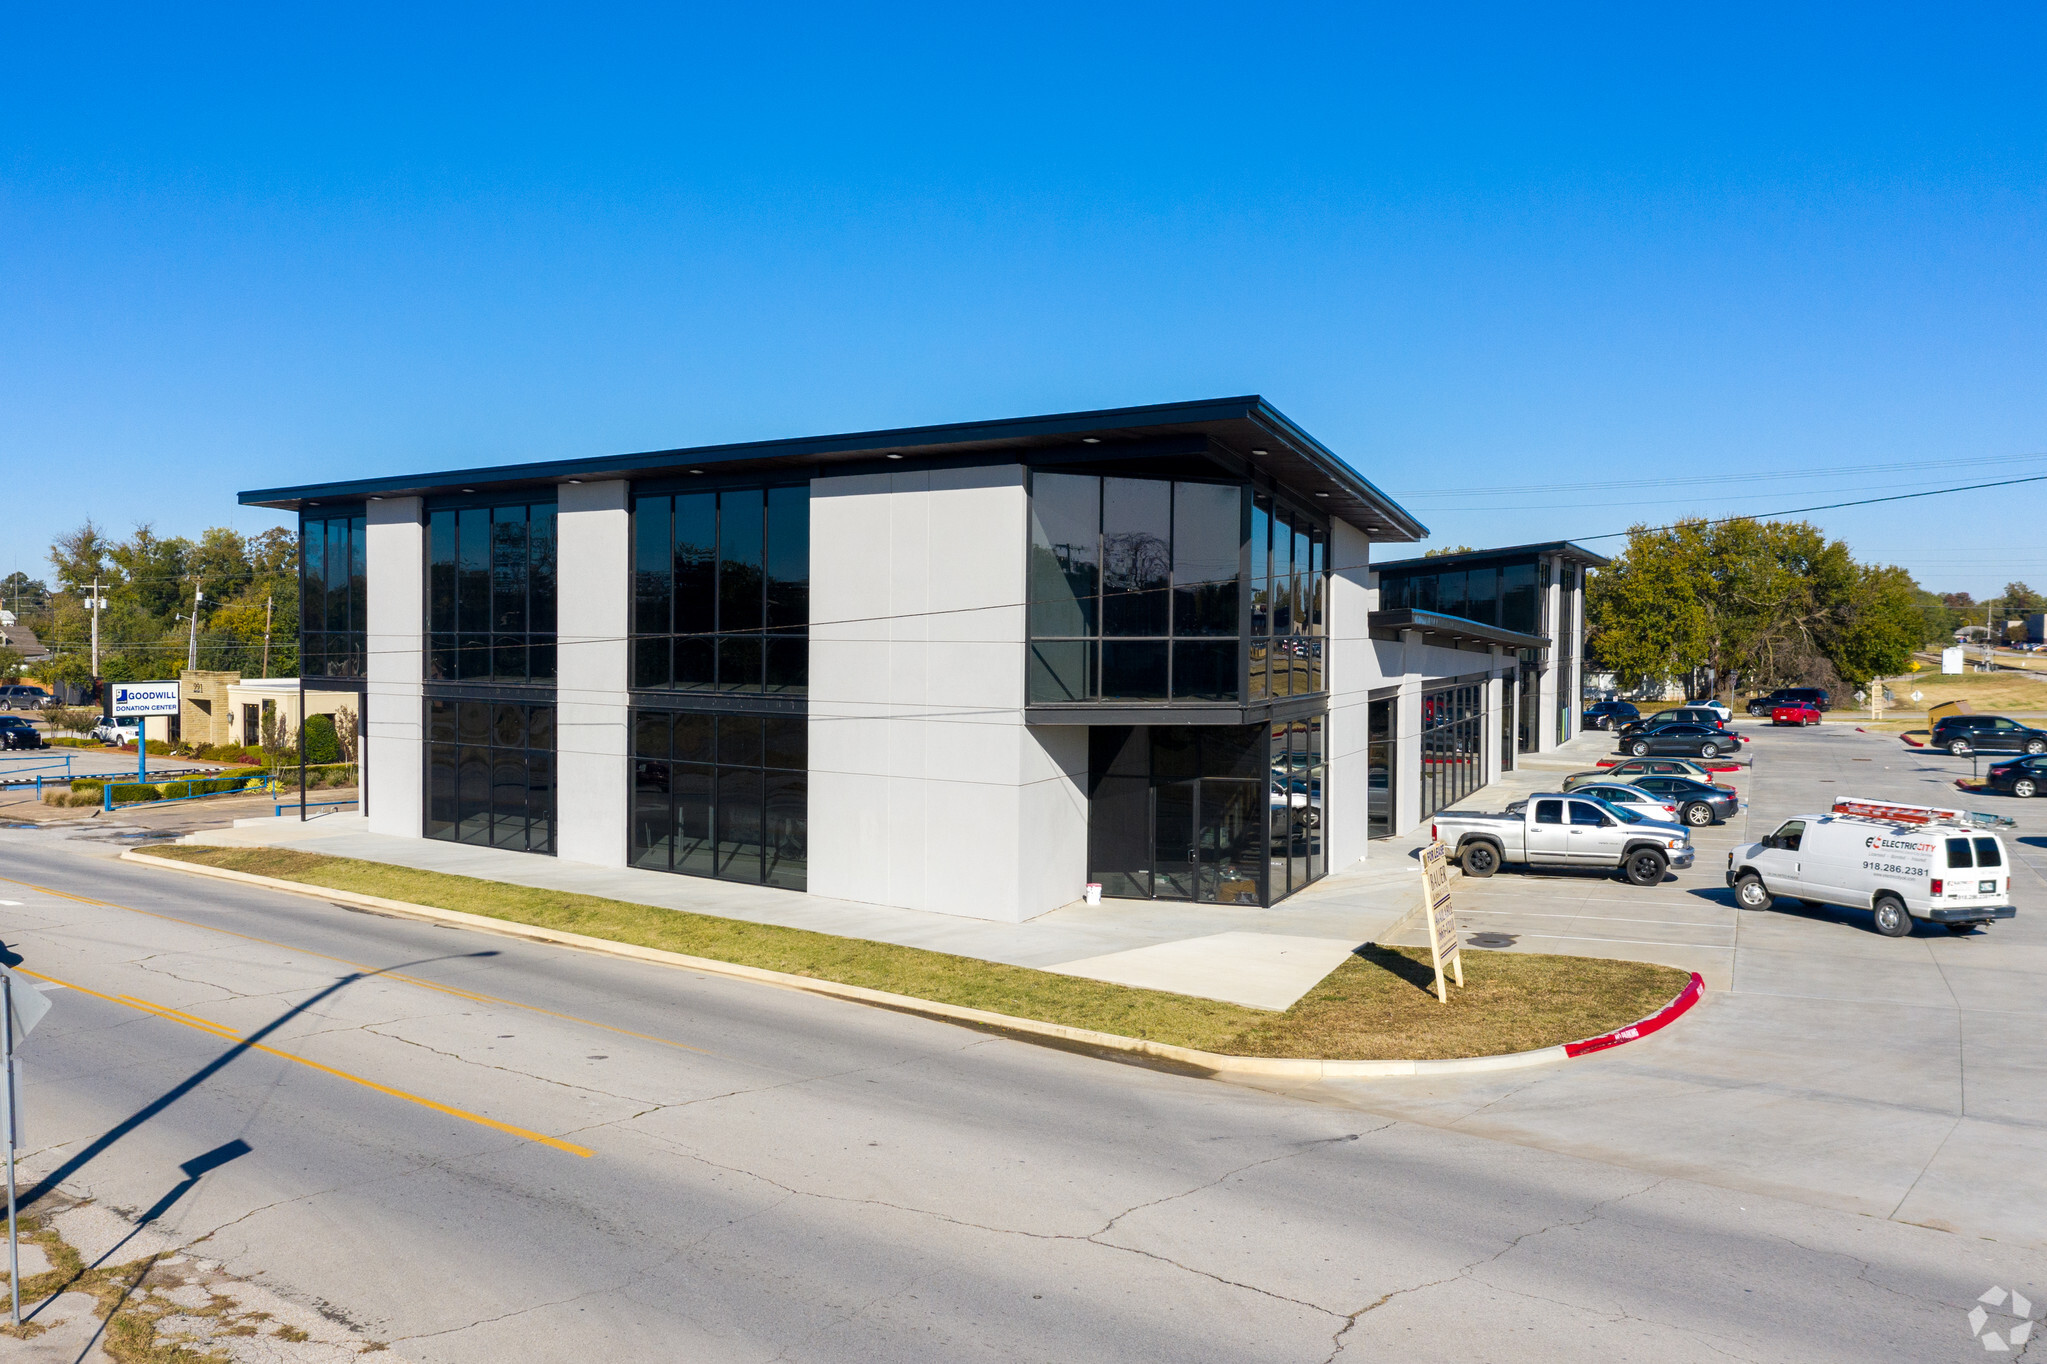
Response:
[[25, 520, 299, 683], [301, 712, 340, 764], [1587, 517, 1940, 693]]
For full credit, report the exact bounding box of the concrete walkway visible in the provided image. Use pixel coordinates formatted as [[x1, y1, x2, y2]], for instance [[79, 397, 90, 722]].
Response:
[[175, 732, 1618, 1011]]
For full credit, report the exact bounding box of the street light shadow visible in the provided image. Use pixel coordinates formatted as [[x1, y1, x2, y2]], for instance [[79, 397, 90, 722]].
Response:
[[20, 950, 496, 1211]]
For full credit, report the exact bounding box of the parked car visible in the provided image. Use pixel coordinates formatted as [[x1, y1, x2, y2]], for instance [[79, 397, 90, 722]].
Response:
[[1618, 722, 1745, 759], [1269, 777, 1320, 830], [1770, 701, 1823, 726], [1685, 698, 1733, 723], [1581, 700, 1640, 731], [1624, 774, 1741, 826], [1617, 708, 1730, 738], [1434, 794, 1693, 886], [1554, 781, 1680, 824], [1568, 757, 1730, 788], [90, 717, 140, 746], [0, 715, 46, 749], [0, 684, 50, 710], [1930, 714, 2047, 757], [1986, 755, 2047, 797], [1746, 687, 1830, 717], [1728, 807, 2014, 936]]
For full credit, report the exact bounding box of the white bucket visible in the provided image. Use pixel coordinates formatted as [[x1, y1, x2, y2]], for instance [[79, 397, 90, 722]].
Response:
[[1084, 882, 1103, 906]]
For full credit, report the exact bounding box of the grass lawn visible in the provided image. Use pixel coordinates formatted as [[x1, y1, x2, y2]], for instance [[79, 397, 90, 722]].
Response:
[[142, 845, 1690, 1061]]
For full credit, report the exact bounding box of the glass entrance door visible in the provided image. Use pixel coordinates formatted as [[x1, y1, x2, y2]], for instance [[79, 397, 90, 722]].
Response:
[[1152, 781, 1198, 900], [1197, 779, 1261, 904]]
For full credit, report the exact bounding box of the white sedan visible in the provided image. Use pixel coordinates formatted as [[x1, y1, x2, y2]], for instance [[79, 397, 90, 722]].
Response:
[[1685, 697, 1733, 723]]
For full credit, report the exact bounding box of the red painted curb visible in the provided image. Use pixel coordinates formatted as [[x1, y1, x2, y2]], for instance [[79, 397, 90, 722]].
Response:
[[1562, 972, 1704, 1058]]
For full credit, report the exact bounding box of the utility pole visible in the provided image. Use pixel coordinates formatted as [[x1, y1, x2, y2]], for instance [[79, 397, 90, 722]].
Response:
[[88, 578, 107, 677], [185, 583, 205, 671], [261, 595, 273, 677]]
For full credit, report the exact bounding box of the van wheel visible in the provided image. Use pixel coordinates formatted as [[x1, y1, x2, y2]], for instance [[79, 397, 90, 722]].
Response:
[[1624, 849, 1668, 887], [1948, 739, 1973, 757], [1699, 742, 1720, 758], [2016, 778, 2038, 798], [1734, 874, 1771, 909], [1460, 842, 1499, 878], [1683, 802, 1713, 826], [1629, 740, 1651, 756], [1872, 894, 1911, 938]]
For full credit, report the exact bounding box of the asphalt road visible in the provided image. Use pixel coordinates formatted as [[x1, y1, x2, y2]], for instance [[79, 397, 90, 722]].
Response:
[[2, 832, 2039, 1361]]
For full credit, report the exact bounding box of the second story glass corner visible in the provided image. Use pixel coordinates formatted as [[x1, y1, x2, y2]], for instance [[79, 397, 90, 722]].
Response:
[[426, 498, 558, 684], [301, 509, 366, 680]]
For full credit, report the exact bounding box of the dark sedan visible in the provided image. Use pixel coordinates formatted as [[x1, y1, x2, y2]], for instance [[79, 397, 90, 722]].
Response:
[[1616, 721, 1744, 759], [1624, 774, 1740, 826], [0, 715, 46, 750], [1987, 754, 2047, 797], [1582, 700, 1640, 731]]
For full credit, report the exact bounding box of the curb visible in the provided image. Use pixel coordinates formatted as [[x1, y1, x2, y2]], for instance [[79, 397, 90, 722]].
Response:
[[117, 849, 1706, 1080]]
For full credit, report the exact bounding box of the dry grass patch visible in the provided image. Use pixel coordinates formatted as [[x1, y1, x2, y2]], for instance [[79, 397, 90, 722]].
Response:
[[143, 845, 1691, 1059]]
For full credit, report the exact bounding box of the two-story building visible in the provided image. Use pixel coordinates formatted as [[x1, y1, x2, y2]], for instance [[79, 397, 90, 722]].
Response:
[[245, 397, 1601, 923]]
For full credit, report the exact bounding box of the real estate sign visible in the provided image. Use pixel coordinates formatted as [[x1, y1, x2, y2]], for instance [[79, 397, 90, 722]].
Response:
[[1418, 840, 1465, 1004], [110, 681, 180, 718]]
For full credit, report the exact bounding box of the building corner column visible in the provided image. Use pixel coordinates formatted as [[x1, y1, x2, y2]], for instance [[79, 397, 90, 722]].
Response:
[[364, 498, 424, 839], [555, 481, 632, 867]]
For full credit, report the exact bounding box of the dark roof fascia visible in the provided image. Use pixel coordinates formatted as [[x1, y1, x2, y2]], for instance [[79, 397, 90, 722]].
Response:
[[238, 396, 1429, 540], [1368, 608, 1551, 652], [1374, 540, 1612, 573]]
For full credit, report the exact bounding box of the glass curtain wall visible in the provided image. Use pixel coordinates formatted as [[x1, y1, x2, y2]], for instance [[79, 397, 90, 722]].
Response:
[[1027, 474, 1245, 703], [1086, 720, 1326, 905], [1418, 680, 1484, 821], [1380, 558, 1540, 635], [632, 486, 809, 694], [630, 709, 806, 888], [1248, 496, 1326, 700], [300, 511, 367, 678], [427, 502, 559, 683], [424, 699, 555, 854]]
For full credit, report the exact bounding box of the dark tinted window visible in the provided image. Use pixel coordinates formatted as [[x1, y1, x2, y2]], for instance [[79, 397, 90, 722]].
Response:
[[1945, 838, 1973, 869], [1973, 837, 2003, 868], [1569, 801, 1606, 826], [1535, 799, 1563, 825]]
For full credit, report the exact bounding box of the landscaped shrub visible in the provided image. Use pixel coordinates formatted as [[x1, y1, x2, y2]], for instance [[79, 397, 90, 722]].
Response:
[[302, 714, 340, 765]]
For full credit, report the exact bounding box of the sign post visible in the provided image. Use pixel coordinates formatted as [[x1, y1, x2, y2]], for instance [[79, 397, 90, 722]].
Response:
[[1, 965, 49, 1330], [111, 681, 180, 787], [1418, 840, 1465, 1004]]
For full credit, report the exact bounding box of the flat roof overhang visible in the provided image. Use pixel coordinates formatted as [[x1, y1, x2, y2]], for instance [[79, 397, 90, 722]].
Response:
[[1369, 608, 1550, 652], [240, 396, 1428, 541], [1374, 540, 1612, 573]]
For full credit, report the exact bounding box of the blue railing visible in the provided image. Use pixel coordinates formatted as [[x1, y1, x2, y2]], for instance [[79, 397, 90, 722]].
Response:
[[271, 795, 359, 817], [102, 775, 283, 812], [0, 754, 74, 787]]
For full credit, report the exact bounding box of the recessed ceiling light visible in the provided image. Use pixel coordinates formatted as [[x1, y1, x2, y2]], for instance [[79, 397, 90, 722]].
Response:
[[461, 488, 476, 493], [1082, 437, 1100, 444], [1250, 448, 1268, 456], [567, 478, 583, 485], [886, 453, 904, 460], [368, 496, 382, 501], [689, 468, 704, 475], [1315, 492, 1330, 498]]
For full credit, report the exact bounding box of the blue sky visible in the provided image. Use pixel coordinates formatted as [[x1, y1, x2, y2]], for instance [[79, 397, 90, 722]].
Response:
[[4, 4, 2043, 594]]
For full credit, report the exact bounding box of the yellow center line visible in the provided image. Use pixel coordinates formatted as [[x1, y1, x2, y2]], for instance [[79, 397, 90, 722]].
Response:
[[0, 873, 711, 1056], [18, 967, 595, 1158]]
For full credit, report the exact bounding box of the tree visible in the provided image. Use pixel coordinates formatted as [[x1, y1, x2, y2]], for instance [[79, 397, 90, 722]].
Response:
[[1998, 582, 2043, 618], [0, 647, 21, 682], [1587, 516, 1930, 694], [1422, 545, 1478, 557], [49, 521, 116, 594]]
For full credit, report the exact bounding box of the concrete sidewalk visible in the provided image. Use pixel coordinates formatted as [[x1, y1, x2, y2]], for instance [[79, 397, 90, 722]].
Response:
[[170, 730, 1618, 1011]]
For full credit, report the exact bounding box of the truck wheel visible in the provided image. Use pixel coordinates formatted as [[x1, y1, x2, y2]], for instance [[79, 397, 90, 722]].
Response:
[[1699, 741, 1720, 758], [1460, 842, 1499, 878], [1948, 739, 1972, 757], [1629, 740, 1651, 757], [1624, 848, 1668, 887], [2016, 778, 2038, 798], [1872, 894, 1911, 938], [1683, 802, 1713, 826], [1734, 874, 1771, 909]]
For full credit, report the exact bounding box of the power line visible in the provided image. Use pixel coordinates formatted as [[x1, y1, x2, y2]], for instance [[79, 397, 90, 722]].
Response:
[[1568, 471, 2047, 543]]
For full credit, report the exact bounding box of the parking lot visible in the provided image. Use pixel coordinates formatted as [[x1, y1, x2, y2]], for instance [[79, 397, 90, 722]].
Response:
[[1341, 716, 2047, 1248]]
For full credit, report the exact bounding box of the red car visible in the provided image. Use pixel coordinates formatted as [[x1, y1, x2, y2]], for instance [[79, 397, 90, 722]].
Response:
[[1771, 701, 1822, 726]]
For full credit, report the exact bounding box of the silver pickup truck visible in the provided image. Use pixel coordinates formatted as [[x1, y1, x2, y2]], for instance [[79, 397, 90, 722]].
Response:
[[1432, 793, 1696, 887]]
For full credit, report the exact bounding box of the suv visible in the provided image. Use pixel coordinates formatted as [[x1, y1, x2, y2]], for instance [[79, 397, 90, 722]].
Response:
[[1931, 714, 2047, 757], [0, 685, 49, 710], [90, 717, 140, 746], [1747, 687, 1830, 717], [1581, 700, 1640, 731]]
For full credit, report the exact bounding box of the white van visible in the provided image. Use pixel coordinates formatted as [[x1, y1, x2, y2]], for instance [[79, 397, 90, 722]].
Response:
[[1727, 799, 2016, 937]]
